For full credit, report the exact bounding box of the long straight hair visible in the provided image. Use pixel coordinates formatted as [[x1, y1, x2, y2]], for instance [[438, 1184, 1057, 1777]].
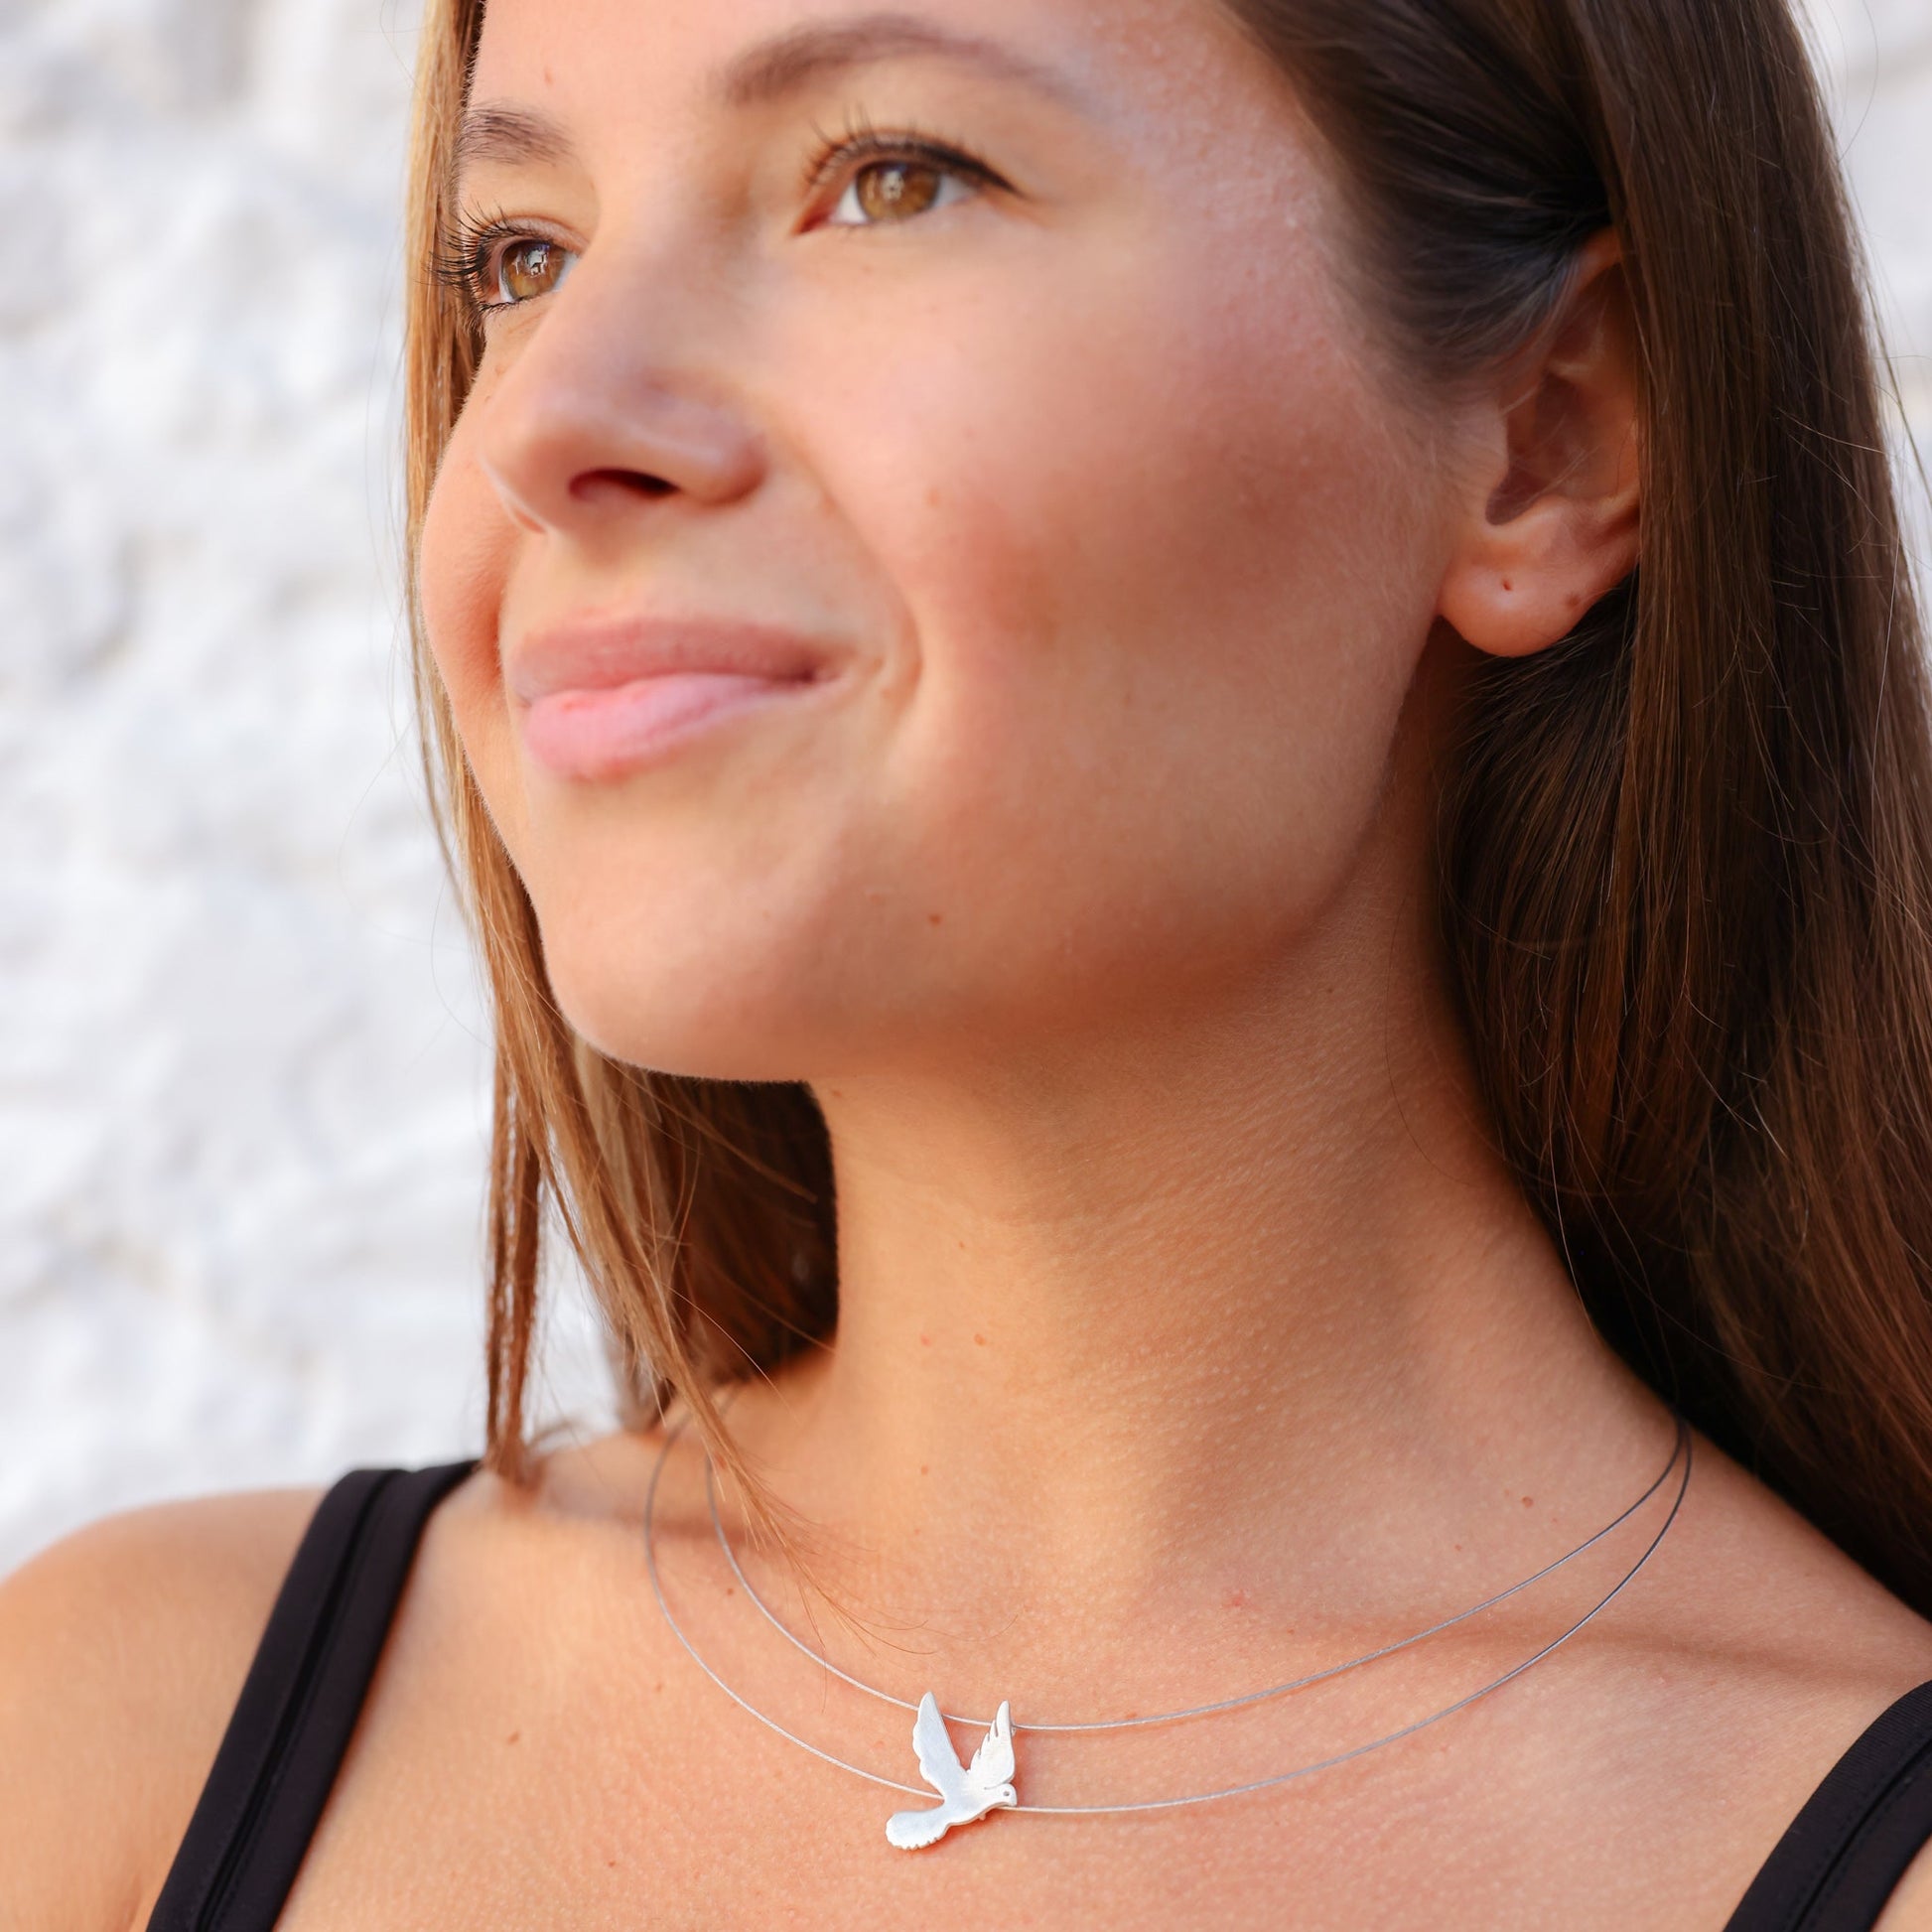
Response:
[[403, 0, 1932, 1601]]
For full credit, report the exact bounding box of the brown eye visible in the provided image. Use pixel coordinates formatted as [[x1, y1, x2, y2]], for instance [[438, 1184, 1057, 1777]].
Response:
[[852, 161, 944, 223], [827, 151, 981, 229], [494, 237, 569, 306]]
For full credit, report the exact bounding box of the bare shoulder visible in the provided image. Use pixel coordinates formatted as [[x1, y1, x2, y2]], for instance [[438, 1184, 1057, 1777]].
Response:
[[1608, 1434, 1932, 1920], [1883, 1852, 1932, 1931], [1679, 1434, 1932, 1706], [0, 1486, 323, 1932]]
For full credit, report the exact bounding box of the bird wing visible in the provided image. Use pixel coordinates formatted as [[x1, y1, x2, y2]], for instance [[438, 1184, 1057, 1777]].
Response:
[[910, 1692, 965, 1798], [966, 1700, 1016, 1789]]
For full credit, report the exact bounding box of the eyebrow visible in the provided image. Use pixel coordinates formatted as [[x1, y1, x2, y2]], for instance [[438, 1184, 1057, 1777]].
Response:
[[454, 14, 1082, 191], [714, 11, 1085, 110], [454, 103, 577, 187]]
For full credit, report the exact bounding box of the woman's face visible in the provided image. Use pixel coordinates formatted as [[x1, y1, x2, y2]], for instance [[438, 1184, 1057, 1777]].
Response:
[[420, 0, 1459, 1080]]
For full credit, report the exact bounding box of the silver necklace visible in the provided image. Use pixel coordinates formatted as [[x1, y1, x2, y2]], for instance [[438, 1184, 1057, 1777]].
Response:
[[642, 1413, 1692, 1850], [704, 1421, 1690, 1734]]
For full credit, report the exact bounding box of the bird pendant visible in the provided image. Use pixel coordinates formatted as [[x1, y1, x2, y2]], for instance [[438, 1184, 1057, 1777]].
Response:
[[885, 1693, 1019, 1851]]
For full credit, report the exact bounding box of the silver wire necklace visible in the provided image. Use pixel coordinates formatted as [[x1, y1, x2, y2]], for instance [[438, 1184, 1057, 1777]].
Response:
[[642, 1412, 1692, 1852]]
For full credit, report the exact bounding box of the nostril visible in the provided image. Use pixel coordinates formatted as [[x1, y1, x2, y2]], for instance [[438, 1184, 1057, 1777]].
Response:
[[569, 468, 677, 504]]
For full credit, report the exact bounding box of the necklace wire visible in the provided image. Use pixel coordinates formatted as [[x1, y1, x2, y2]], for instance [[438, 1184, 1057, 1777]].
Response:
[[704, 1420, 1690, 1735], [642, 1413, 1693, 1816]]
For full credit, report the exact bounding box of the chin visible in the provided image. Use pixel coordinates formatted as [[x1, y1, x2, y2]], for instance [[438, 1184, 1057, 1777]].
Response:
[[551, 967, 792, 1083], [536, 918, 840, 1083]]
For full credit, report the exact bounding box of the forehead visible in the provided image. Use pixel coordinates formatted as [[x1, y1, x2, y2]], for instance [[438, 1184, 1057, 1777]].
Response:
[[464, 0, 1263, 146]]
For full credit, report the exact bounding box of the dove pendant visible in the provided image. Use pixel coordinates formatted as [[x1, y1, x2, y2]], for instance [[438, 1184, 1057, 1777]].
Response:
[[885, 1693, 1020, 1850]]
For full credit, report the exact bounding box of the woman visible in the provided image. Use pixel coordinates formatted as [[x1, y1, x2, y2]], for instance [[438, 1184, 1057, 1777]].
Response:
[[7, 0, 1932, 1922]]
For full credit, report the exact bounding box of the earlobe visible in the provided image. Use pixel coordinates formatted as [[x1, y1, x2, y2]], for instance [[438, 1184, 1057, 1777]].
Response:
[[1440, 489, 1639, 659], [1437, 232, 1642, 660]]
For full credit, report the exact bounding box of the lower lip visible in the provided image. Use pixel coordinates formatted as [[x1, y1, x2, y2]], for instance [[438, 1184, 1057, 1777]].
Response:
[[520, 672, 810, 780]]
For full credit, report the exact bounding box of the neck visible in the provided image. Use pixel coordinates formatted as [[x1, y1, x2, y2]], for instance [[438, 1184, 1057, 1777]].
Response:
[[724, 798, 1662, 1640]]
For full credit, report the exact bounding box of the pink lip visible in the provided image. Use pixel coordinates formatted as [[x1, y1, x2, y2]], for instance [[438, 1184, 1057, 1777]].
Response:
[[508, 617, 832, 780]]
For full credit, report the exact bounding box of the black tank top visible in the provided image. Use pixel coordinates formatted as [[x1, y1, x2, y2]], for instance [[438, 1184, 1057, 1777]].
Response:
[[145, 1462, 1932, 1929]]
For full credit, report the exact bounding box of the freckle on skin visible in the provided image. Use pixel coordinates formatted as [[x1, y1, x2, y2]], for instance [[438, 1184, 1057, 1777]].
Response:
[[975, 1333, 988, 1346], [1522, 1496, 1534, 1507], [928, 912, 944, 926], [507, 1730, 521, 1744], [919, 1332, 931, 1346]]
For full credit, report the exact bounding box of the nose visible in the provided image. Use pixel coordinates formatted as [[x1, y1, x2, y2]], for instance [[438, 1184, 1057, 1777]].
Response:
[[476, 252, 768, 539]]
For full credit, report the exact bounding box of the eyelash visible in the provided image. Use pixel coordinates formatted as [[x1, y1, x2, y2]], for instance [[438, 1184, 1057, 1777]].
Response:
[[434, 116, 1006, 321], [432, 207, 546, 319], [799, 111, 1006, 216]]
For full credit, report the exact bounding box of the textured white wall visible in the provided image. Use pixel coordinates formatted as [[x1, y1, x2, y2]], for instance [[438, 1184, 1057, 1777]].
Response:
[[0, 0, 614, 1574], [3, 1, 1929, 1574]]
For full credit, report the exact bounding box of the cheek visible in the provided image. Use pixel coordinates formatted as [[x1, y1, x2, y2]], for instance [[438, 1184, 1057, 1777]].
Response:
[[417, 425, 526, 847], [792, 238, 1445, 988]]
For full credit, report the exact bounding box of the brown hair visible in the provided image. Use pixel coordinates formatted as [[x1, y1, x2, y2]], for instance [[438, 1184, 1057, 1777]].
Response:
[[403, 0, 1932, 1600]]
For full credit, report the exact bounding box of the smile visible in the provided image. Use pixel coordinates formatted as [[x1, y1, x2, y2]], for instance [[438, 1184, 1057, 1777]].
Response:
[[508, 617, 835, 781]]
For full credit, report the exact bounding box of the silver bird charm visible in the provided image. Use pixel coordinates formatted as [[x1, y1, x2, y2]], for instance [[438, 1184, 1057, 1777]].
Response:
[[885, 1693, 1019, 1850]]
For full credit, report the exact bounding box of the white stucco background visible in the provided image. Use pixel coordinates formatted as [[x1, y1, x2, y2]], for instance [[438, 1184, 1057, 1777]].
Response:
[[2, 0, 1929, 1574]]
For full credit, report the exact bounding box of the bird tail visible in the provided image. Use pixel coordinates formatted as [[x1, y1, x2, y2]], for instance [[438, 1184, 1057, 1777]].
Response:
[[886, 1806, 952, 1851]]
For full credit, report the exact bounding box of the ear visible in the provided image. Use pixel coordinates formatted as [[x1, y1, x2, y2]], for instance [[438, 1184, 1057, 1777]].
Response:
[[1437, 232, 1642, 660]]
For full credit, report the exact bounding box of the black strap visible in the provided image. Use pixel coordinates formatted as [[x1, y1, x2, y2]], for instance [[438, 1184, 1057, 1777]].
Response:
[[146, 1460, 477, 1932], [1727, 1680, 1932, 1930]]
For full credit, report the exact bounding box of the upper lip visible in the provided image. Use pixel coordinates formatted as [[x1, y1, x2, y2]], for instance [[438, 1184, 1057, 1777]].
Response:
[[506, 615, 835, 704]]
